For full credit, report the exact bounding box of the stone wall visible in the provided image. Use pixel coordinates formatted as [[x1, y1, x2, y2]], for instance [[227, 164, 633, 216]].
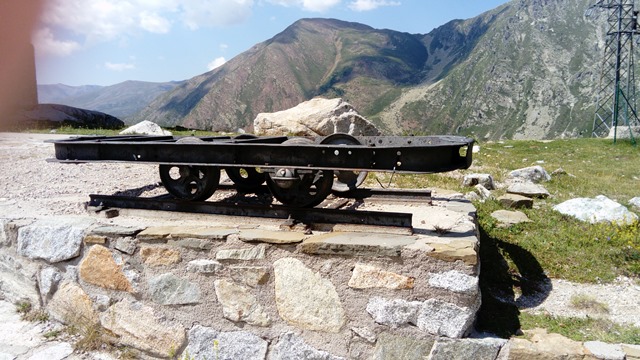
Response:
[[0, 197, 486, 359]]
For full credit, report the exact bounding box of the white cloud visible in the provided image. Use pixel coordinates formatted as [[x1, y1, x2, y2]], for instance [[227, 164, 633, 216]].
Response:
[[37, 0, 255, 55], [180, 0, 254, 30], [303, 0, 341, 12], [267, 0, 341, 12], [33, 27, 81, 56], [348, 0, 400, 12], [139, 11, 172, 33], [41, 0, 137, 42], [207, 57, 227, 70], [105, 61, 136, 71]]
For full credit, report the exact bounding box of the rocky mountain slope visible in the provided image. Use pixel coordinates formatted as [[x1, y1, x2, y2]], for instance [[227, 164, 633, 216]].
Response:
[[132, 0, 604, 139], [388, 0, 603, 140]]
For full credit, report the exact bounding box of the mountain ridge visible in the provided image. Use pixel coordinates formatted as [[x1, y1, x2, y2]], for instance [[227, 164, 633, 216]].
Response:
[[38, 80, 182, 121], [45, 0, 605, 139]]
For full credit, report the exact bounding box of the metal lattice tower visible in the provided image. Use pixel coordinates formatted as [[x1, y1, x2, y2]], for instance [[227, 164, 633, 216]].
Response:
[[588, 0, 640, 143]]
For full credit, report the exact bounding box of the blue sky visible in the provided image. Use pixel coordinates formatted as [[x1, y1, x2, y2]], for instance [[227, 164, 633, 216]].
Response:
[[34, 0, 510, 86]]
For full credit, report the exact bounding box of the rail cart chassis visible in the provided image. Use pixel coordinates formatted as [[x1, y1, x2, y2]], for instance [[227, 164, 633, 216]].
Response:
[[50, 133, 474, 208]]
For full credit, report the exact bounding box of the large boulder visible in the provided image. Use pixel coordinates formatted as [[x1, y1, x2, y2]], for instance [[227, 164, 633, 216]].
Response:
[[607, 126, 640, 140], [120, 120, 172, 136], [20, 104, 124, 129], [507, 165, 551, 183], [553, 195, 638, 225], [253, 98, 380, 136]]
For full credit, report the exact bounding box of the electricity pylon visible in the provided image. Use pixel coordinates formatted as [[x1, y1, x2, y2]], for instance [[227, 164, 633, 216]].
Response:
[[588, 0, 640, 144]]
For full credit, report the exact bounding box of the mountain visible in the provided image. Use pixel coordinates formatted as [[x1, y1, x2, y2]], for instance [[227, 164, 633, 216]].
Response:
[[385, 0, 602, 139], [134, 0, 604, 139], [38, 81, 181, 121], [134, 18, 432, 131]]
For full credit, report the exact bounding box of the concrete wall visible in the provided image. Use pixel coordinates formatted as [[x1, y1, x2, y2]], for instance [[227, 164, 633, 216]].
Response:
[[0, 197, 489, 359]]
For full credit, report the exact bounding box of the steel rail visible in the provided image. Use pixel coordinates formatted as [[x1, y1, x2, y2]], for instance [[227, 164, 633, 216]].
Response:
[[214, 183, 432, 200], [88, 194, 414, 228]]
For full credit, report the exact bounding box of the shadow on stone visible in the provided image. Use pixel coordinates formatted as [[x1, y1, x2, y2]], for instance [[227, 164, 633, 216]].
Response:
[[475, 226, 552, 338]]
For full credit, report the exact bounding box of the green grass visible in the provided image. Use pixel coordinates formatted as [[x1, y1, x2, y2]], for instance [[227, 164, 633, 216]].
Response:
[[520, 313, 640, 344], [460, 138, 640, 340], [472, 139, 640, 283]]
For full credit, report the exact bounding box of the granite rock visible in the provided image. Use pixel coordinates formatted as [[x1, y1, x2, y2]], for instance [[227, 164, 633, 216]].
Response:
[[428, 270, 478, 295], [462, 173, 495, 190], [508, 165, 551, 183], [416, 299, 476, 338], [78, 245, 133, 292], [273, 257, 345, 332], [267, 332, 344, 360], [214, 279, 271, 326], [148, 273, 201, 305], [348, 263, 414, 289], [185, 325, 268, 360], [17, 218, 92, 263], [99, 299, 186, 357], [554, 195, 638, 225], [186, 259, 223, 274]]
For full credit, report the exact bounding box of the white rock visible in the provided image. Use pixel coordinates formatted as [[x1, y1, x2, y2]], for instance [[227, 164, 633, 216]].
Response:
[[216, 245, 266, 260], [584, 341, 625, 360], [507, 182, 550, 198], [273, 257, 345, 332], [607, 126, 640, 139], [253, 97, 380, 136], [185, 325, 268, 360], [0, 251, 40, 305], [465, 192, 481, 202], [147, 273, 201, 305], [428, 270, 479, 295], [508, 165, 551, 183], [16, 218, 92, 263], [119, 120, 172, 136], [416, 299, 476, 338], [474, 184, 492, 200], [267, 332, 344, 360], [351, 327, 377, 343], [553, 195, 638, 225], [38, 267, 62, 301], [186, 259, 223, 273], [213, 279, 271, 326], [365, 297, 421, 328], [630, 197, 640, 209], [490, 210, 532, 227], [99, 299, 186, 357], [462, 174, 495, 190]]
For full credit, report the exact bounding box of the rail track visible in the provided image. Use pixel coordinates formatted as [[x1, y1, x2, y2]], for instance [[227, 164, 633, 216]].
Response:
[[87, 187, 432, 230]]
